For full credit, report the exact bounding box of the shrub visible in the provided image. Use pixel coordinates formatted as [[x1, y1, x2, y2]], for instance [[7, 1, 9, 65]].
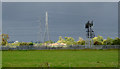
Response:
[[44, 40, 54, 44], [1, 34, 9, 46], [20, 42, 29, 46], [112, 38, 120, 45], [94, 41, 102, 45], [28, 42, 33, 45], [105, 37, 113, 45]]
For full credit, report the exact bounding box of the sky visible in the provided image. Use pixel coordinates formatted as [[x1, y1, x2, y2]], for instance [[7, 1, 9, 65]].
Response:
[[2, 2, 118, 42], [2, 0, 120, 2]]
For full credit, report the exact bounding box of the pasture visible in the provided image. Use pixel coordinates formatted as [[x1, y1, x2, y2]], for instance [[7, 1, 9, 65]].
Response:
[[2, 49, 118, 67]]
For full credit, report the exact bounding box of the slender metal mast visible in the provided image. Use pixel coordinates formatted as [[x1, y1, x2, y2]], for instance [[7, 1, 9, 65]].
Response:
[[44, 11, 50, 42], [85, 21, 95, 48]]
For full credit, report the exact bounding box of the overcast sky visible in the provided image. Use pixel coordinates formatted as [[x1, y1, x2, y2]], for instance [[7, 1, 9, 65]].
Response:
[[2, 2, 118, 42]]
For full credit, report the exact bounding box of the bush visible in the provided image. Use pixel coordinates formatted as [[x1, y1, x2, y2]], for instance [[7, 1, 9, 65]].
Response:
[[19, 42, 26, 46], [28, 42, 33, 45], [112, 38, 120, 45], [77, 40, 85, 45], [19, 42, 33, 46], [94, 41, 102, 45], [1, 34, 9, 46], [2, 41, 7, 46], [77, 37, 85, 45]]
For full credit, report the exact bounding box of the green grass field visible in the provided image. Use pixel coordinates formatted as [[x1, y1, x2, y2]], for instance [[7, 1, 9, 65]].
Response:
[[2, 49, 118, 67]]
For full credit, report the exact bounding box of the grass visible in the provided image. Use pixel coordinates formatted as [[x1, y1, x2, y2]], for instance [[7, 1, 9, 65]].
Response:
[[2, 49, 118, 67]]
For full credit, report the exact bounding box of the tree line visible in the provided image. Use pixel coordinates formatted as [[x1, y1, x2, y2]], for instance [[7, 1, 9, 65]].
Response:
[[1, 34, 120, 46]]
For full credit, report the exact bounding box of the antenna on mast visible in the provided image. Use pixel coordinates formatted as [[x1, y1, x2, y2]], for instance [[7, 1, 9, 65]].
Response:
[[85, 21, 95, 48]]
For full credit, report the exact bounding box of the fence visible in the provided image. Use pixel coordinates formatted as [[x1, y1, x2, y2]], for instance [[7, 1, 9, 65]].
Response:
[[1, 45, 120, 50]]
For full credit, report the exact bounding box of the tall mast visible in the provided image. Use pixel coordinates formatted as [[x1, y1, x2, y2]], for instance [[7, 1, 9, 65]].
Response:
[[44, 11, 50, 42]]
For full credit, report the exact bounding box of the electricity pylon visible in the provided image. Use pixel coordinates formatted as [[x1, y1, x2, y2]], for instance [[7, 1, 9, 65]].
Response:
[[44, 11, 50, 42]]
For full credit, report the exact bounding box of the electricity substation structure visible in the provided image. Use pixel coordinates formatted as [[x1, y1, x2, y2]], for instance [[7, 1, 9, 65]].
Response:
[[85, 21, 95, 48]]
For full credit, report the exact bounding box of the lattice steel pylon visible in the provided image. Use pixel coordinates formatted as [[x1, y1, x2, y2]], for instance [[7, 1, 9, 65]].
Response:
[[44, 11, 50, 42]]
